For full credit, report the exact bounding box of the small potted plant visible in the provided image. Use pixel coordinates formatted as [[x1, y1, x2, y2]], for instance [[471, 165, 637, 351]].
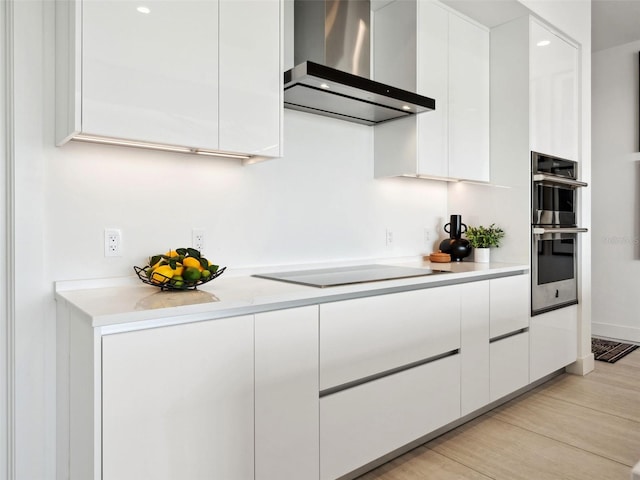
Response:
[[465, 224, 505, 263]]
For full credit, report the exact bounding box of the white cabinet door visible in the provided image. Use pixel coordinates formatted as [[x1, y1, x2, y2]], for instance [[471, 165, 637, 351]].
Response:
[[529, 19, 579, 160], [460, 280, 490, 416], [219, 0, 282, 157], [416, 0, 449, 178], [490, 331, 530, 401], [448, 12, 490, 182], [320, 355, 460, 480], [255, 306, 319, 480], [489, 274, 529, 339], [101, 316, 254, 480], [530, 304, 578, 382], [82, 0, 219, 149], [58, 0, 282, 158], [373, 0, 422, 178], [373, 2, 489, 181], [320, 286, 461, 390]]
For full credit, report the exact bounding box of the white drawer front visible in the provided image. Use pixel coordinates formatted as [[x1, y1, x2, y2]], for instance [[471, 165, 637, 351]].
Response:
[[320, 354, 461, 480], [490, 331, 530, 401], [530, 305, 577, 382], [490, 275, 529, 339], [320, 286, 460, 390]]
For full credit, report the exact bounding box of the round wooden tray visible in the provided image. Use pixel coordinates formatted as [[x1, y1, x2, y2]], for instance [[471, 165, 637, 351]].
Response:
[[427, 252, 451, 263]]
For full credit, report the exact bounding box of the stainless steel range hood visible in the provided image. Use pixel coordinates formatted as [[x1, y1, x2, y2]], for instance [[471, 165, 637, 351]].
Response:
[[284, 0, 435, 126]]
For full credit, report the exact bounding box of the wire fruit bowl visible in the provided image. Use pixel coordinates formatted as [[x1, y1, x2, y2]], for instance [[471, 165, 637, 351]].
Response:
[[134, 265, 226, 291]]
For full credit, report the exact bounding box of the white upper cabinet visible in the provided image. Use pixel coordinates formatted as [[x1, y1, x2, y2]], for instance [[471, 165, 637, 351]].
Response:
[[56, 0, 282, 159], [529, 19, 579, 161], [81, 0, 219, 149], [219, 0, 282, 157], [416, 0, 448, 178], [373, 0, 489, 182], [448, 12, 490, 181]]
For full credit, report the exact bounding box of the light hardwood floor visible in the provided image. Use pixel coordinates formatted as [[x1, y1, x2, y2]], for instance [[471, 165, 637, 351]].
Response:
[[359, 349, 640, 480]]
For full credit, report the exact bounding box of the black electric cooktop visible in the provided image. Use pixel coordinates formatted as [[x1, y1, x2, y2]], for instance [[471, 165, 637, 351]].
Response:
[[253, 264, 450, 288]]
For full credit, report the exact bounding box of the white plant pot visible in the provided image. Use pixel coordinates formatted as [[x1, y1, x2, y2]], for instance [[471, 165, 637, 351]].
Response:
[[474, 248, 490, 263]]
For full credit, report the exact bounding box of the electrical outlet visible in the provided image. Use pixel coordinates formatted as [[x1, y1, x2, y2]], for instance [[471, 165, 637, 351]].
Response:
[[424, 228, 431, 246], [192, 228, 205, 253], [104, 229, 122, 257]]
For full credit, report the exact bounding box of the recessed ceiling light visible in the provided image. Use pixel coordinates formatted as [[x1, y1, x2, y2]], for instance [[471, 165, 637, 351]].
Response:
[[537, 40, 551, 47], [320, 83, 330, 89], [402, 105, 411, 111], [137, 6, 151, 14]]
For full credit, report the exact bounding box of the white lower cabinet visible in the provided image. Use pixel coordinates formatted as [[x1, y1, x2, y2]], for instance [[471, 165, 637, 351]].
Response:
[[319, 355, 461, 480], [255, 306, 320, 480], [320, 286, 460, 390], [490, 331, 530, 402], [101, 315, 254, 480], [530, 305, 578, 382], [460, 281, 490, 416], [59, 271, 532, 480]]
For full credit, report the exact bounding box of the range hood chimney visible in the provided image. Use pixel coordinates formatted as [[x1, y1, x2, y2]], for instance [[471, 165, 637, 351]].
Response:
[[284, 0, 435, 126]]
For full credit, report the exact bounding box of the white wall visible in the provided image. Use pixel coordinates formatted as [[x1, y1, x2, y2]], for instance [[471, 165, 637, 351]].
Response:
[[11, 2, 448, 478], [46, 111, 448, 279], [592, 39, 640, 342]]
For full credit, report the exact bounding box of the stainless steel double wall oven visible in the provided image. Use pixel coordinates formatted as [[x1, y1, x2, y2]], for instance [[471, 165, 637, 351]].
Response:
[[531, 152, 587, 316]]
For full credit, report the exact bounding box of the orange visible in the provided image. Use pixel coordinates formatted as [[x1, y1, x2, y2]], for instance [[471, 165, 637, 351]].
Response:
[[183, 257, 203, 271]]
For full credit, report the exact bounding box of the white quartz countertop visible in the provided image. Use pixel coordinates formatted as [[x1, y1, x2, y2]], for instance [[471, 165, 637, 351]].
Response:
[[55, 258, 528, 333]]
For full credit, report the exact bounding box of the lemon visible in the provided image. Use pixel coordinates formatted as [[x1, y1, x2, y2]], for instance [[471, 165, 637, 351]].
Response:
[[183, 267, 201, 283], [151, 265, 174, 284], [172, 264, 184, 276], [165, 250, 179, 258], [183, 257, 203, 271]]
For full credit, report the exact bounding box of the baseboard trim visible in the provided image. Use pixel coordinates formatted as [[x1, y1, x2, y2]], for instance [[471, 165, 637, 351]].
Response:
[[565, 353, 595, 376], [592, 322, 640, 344]]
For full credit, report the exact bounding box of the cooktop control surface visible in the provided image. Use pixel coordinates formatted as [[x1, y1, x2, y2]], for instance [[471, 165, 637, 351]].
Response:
[[253, 264, 450, 288]]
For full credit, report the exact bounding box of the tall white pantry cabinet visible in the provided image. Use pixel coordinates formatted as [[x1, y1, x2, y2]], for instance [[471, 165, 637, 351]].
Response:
[[56, 0, 282, 158], [491, 15, 580, 381]]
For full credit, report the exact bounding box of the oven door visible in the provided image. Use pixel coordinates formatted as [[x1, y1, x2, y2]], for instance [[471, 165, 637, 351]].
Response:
[[532, 182, 577, 226], [531, 229, 584, 316]]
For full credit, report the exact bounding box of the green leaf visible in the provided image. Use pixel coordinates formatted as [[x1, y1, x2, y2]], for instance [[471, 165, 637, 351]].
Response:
[[209, 264, 219, 273], [149, 255, 161, 267], [176, 248, 187, 256], [186, 248, 201, 259], [199, 258, 209, 269], [169, 259, 177, 269]]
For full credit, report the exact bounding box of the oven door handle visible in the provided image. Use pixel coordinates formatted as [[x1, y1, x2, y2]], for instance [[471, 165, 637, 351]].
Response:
[[533, 227, 588, 235], [533, 173, 588, 188]]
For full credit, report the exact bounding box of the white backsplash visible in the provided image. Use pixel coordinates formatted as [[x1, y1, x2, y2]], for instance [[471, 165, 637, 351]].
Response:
[[46, 110, 448, 280]]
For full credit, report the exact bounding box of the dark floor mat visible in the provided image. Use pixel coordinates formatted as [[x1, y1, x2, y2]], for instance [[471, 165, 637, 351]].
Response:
[[592, 337, 639, 363]]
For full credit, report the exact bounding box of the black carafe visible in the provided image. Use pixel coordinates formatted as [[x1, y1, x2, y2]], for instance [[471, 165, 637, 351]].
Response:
[[438, 214, 471, 262]]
